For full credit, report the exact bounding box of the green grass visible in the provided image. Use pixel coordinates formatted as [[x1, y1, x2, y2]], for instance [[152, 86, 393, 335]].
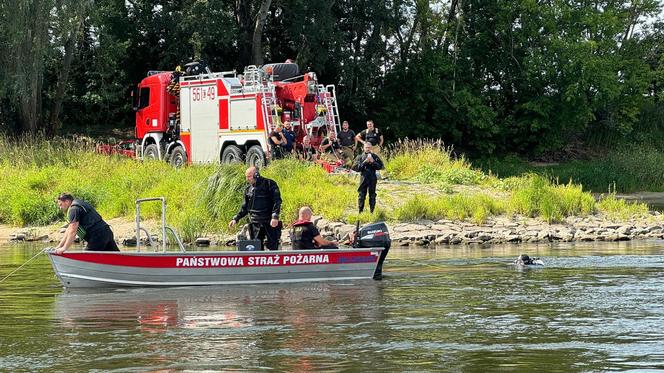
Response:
[[385, 139, 488, 185], [385, 140, 649, 223], [506, 175, 595, 223], [477, 146, 664, 193], [0, 135, 357, 241], [596, 193, 650, 221], [392, 194, 505, 224], [0, 135, 653, 239]]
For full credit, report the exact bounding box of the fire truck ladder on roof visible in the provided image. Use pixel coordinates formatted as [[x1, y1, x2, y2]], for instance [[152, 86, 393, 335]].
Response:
[[260, 85, 278, 133], [243, 65, 278, 133], [320, 84, 341, 131]]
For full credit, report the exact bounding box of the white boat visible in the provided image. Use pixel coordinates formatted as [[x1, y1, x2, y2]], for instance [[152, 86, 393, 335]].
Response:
[[47, 198, 390, 288]]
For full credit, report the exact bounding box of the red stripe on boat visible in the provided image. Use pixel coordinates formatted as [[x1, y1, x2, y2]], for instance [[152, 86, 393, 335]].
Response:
[[58, 251, 379, 268]]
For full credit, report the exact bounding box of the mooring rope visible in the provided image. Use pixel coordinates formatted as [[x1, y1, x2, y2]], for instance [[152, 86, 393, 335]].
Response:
[[0, 248, 49, 284]]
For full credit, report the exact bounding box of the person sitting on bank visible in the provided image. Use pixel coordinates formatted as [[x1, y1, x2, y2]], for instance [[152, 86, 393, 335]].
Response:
[[298, 135, 318, 162], [282, 121, 297, 154], [54, 193, 120, 254], [290, 206, 338, 250], [269, 124, 287, 159], [319, 131, 343, 162]]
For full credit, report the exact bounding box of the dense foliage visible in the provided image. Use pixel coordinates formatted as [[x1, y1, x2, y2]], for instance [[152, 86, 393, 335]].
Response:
[[1, 0, 663, 156]]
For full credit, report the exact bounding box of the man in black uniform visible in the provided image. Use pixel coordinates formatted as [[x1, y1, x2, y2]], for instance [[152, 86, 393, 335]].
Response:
[[54, 193, 120, 254], [229, 166, 283, 250], [291, 206, 337, 250], [352, 143, 384, 213], [355, 119, 384, 157], [337, 120, 356, 164]]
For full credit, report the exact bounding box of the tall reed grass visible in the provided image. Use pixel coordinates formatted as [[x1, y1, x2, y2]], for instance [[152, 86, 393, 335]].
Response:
[[384, 140, 648, 223], [477, 146, 664, 193], [0, 136, 651, 239], [0, 136, 357, 240], [385, 139, 487, 185]]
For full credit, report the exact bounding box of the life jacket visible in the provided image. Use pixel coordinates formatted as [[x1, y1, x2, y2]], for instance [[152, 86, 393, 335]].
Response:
[[290, 220, 316, 250]]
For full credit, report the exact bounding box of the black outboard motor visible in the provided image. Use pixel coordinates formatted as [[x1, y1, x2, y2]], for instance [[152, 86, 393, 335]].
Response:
[[354, 222, 391, 280]]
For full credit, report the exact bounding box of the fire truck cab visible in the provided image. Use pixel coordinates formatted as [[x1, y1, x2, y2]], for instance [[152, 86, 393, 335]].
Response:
[[132, 61, 340, 168]]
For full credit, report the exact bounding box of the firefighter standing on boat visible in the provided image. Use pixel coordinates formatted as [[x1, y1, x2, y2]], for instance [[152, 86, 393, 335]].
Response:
[[229, 166, 283, 250]]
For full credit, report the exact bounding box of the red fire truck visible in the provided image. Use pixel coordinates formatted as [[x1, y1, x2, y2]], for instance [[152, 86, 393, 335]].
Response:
[[131, 61, 341, 167]]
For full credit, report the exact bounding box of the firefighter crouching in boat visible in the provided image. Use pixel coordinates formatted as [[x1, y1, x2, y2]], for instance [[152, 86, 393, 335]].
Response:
[[291, 206, 338, 250], [54, 193, 120, 254], [229, 166, 283, 251]]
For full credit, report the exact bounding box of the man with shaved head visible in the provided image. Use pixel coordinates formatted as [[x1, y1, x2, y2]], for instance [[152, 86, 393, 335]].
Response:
[[229, 166, 283, 250], [290, 206, 338, 250]]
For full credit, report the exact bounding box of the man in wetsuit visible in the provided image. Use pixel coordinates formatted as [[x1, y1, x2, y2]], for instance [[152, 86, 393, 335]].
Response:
[[352, 143, 384, 213], [229, 166, 283, 250], [514, 254, 543, 266], [54, 193, 120, 254], [269, 124, 287, 160], [290, 206, 337, 250]]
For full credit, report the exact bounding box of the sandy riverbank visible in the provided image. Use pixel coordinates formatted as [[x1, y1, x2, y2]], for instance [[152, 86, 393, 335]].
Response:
[[4, 211, 664, 249]]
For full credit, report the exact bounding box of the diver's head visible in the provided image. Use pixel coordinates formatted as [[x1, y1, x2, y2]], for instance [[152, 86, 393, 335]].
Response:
[[517, 254, 533, 265]]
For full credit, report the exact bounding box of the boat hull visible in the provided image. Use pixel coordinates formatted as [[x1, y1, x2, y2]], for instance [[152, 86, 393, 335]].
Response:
[[47, 248, 385, 288]]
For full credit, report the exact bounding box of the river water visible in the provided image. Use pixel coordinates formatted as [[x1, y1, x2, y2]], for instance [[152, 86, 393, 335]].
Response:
[[2, 241, 664, 372]]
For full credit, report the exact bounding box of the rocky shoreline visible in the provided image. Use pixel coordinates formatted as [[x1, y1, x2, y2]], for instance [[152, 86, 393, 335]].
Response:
[[310, 213, 664, 247], [4, 212, 664, 248]]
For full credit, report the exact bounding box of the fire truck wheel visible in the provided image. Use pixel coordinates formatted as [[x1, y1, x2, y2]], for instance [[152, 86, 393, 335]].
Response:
[[245, 145, 266, 168], [144, 144, 160, 161], [169, 147, 187, 168], [221, 145, 243, 164]]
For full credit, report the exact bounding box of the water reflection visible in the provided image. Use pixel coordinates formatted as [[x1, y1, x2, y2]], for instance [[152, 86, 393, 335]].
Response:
[[50, 282, 385, 371]]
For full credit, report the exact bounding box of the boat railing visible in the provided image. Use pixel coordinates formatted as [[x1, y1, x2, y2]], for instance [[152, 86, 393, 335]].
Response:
[[165, 226, 187, 253], [138, 227, 155, 248], [135, 197, 168, 252]]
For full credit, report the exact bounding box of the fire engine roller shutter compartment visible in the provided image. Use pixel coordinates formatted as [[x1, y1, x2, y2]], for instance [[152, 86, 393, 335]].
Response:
[[230, 98, 258, 131], [183, 82, 220, 163]]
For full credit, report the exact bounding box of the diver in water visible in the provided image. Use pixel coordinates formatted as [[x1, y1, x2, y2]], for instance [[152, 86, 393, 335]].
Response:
[[514, 254, 543, 266]]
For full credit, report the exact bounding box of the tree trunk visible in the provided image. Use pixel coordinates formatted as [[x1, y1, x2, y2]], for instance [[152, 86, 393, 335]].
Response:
[[251, 0, 273, 66], [236, 0, 253, 68], [49, 15, 85, 134], [18, 0, 50, 134], [440, 0, 459, 53]]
